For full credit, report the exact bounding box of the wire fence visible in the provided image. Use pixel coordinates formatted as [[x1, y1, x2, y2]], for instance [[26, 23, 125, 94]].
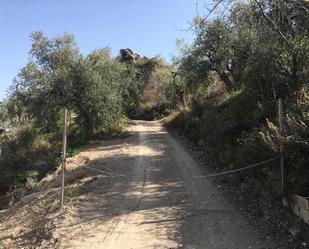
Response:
[[79, 157, 279, 180], [193, 157, 279, 179], [58, 99, 286, 208], [83, 165, 126, 177]]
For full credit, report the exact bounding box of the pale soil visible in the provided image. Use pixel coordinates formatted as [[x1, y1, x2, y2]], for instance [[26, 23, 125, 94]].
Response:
[[0, 120, 287, 248]]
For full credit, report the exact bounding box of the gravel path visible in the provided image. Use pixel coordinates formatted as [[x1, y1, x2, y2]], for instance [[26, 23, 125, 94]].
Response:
[[0, 120, 292, 248], [56, 120, 283, 248]]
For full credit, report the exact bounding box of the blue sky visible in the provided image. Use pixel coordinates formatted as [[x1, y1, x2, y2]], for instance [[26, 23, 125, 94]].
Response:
[[0, 0, 212, 101]]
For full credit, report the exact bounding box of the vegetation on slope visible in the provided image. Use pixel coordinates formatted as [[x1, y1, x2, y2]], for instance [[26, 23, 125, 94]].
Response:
[[0, 33, 139, 206], [167, 0, 309, 197], [118, 48, 183, 120]]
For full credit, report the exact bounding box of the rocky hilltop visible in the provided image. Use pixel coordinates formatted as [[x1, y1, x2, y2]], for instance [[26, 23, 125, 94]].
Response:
[[119, 48, 141, 63]]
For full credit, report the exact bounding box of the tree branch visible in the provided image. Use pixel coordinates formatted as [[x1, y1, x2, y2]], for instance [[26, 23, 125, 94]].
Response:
[[254, 0, 293, 49], [292, 0, 309, 16]]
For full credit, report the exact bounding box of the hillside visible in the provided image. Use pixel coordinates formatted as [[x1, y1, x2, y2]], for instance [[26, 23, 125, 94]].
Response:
[[0, 0, 309, 248]]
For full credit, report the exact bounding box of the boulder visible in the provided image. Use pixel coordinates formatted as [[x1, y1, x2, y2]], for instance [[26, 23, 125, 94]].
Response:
[[119, 48, 140, 63]]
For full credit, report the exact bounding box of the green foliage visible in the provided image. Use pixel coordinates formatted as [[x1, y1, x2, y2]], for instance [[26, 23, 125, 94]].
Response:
[[53, 147, 79, 166], [0, 125, 45, 194], [0, 32, 141, 205], [171, 0, 309, 196], [127, 57, 180, 119], [9, 32, 140, 138], [15, 126, 39, 153], [261, 86, 309, 195], [0, 101, 9, 127]]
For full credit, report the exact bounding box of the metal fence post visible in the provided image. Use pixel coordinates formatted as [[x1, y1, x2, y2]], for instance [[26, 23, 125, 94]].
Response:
[[60, 108, 68, 209], [278, 98, 285, 196]]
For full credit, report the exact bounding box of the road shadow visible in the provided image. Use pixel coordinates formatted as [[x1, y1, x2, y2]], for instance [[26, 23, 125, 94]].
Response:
[[54, 124, 186, 247], [0, 122, 186, 248]]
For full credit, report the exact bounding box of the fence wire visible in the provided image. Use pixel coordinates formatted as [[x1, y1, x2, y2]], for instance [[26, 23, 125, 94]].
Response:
[[194, 157, 279, 179]]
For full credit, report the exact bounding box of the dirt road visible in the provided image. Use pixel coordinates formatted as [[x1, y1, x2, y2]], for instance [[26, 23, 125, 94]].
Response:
[[48, 120, 282, 249], [0, 120, 286, 248]]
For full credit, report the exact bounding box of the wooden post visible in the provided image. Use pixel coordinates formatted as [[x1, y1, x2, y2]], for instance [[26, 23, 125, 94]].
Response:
[[278, 98, 285, 195], [60, 108, 68, 209]]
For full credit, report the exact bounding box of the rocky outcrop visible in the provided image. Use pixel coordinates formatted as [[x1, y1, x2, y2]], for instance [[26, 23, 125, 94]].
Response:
[[119, 48, 140, 63]]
